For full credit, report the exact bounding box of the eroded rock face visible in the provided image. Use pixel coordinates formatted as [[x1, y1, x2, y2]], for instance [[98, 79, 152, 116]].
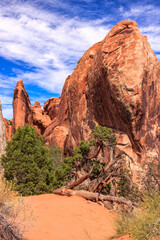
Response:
[[51, 20, 160, 160], [0, 101, 6, 156], [12, 20, 160, 163], [12, 80, 31, 133], [44, 97, 61, 120], [4, 119, 12, 141], [12, 81, 51, 136], [30, 101, 51, 135]]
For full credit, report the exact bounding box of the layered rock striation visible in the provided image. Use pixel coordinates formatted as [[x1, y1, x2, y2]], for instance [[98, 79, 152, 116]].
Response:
[[11, 20, 160, 162]]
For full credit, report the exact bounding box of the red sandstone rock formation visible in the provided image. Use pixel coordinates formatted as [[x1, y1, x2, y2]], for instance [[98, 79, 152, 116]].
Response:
[[30, 101, 51, 135], [12, 81, 51, 136], [12, 80, 31, 133], [12, 20, 160, 164], [0, 101, 6, 156], [3, 118, 12, 141], [43, 20, 160, 162], [44, 97, 60, 120]]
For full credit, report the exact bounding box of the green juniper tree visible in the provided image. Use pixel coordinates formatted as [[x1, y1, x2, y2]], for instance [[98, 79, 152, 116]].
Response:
[[53, 126, 133, 197], [1, 124, 54, 196]]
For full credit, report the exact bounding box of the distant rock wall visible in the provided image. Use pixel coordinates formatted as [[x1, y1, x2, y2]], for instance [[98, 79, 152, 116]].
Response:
[[0, 101, 6, 157]]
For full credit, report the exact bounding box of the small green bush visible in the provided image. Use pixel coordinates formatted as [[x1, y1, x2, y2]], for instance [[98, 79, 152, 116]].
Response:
[[92, 125, 117, 145], [53, 157, 75, 189], [48, 145, 63, 169], [1, 124, 54, 196]]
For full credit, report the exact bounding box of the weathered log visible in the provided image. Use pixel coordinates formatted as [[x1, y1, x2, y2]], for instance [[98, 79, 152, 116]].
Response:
[[52, 189, 135, 208]]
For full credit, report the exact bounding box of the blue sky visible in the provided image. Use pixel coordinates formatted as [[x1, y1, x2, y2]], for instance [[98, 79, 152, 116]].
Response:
[[0, 0, 160, 119]]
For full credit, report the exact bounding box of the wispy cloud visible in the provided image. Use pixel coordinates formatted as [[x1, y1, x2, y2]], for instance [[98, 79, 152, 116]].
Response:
[[0, 2, 109, 93], [122, 5, 160, 20], [119, 4, 160, 55], [0, 0, 160, 119], [0, 95, 13, 105], [1, 105, 13, 120]]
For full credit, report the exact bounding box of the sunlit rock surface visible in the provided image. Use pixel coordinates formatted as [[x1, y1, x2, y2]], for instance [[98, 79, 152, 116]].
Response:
[[12, 21, 160, 164]]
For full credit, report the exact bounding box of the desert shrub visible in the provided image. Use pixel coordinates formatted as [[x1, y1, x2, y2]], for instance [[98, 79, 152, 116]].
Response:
[[52, 126, 117, 190], [116, 161, 139, 202], [48, 145, 63, 169], [142, 155, 160, 192], [115, 191, 160, 240], [114, 153, 160, 239], [52, 157, 75, 189], [0, 177, 29, 240], [1, 124, 54, 196], [92, 125, 117, 145]]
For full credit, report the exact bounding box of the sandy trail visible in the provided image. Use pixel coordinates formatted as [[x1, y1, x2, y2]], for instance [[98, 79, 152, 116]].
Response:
[[24, 194, 130, 240]]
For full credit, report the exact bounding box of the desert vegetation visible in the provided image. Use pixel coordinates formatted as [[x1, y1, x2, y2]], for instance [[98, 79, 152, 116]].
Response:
[[51, 126, 160, 239], [1, 124, 160, 239], [1, 124, 54, 196], [115, 191, 160, 240], [52, 125, 138, 209], [114, 155, 160, 240], [0, 177, 29, 240]]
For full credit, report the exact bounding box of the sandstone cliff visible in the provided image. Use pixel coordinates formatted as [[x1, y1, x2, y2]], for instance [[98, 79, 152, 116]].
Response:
[[12, 20, 160, 164], [0, 101, 6, 157]]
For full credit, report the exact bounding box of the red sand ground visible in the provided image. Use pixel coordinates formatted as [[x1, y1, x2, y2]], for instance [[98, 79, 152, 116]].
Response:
[[24, 194, 130, 240]]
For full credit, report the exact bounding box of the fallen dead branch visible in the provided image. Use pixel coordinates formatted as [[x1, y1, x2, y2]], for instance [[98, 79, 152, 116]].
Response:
[[67, 166, 94, 189], [52, 188, 135, 208]]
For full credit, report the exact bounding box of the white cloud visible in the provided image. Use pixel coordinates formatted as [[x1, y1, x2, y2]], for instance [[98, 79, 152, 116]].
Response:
[[139, 26, 160, 53], [0, 95, 13, 105], [0, 1, 160, 120], [1, 105, 13, 120], [0, 1, 109, 95], [122, 5, 160, 19], [15, 68, 71, 93]]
